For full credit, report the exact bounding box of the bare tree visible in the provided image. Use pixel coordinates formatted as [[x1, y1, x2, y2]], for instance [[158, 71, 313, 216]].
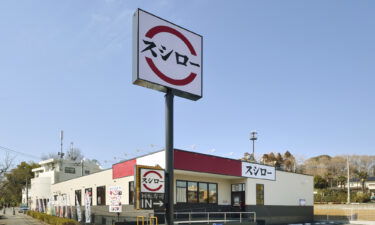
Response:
[[0, 152, 15, 177], [65, 148, 84, 162], [40, 153, 59, 160]]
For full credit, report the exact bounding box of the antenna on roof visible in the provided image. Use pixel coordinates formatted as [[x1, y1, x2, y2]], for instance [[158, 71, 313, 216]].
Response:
[[58, 130, 65, 159]]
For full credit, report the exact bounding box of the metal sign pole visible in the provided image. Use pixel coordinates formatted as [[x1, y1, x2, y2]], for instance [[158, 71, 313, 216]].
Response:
[[165, 89, 174, 225]]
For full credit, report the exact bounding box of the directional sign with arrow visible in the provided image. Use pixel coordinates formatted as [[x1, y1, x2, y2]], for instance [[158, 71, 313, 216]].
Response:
[[140, 192, 165, 210], [137, 167, 166, 210]]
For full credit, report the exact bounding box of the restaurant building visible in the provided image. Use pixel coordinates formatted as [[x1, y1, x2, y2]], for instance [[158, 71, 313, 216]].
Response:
[[47, 149, 313, 224]]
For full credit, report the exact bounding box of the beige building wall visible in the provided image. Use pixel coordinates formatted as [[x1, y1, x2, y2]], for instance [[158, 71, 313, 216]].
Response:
[[50, 166, 313, 208], [30, 176, 51, 208], [245, 170, 313, 206], [51, 169, 134, 206]]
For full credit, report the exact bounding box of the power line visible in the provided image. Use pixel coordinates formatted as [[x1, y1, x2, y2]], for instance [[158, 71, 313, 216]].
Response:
[[0, 145, 41, 160]]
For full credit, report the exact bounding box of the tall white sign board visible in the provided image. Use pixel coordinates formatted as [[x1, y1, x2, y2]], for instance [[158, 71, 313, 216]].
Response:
[[242, 162, 276, 181], [133, 9, 203, 100], [109, 186, 123, 213]]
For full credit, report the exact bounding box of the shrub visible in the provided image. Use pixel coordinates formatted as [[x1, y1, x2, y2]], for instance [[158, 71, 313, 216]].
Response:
[[26, 211, 79, 225], [314, 189, 371, 203], [353, 192, 371, 203]]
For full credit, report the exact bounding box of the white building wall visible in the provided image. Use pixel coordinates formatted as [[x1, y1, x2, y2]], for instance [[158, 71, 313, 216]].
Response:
[[137, 151, 165, 168], [245, 171, 313, 206], [51, 169, 134, 206], [37, 171, 56, 183], [30, 177, 51, 209]]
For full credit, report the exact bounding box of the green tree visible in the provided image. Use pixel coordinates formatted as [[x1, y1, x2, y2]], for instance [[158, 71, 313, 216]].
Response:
[[356, 171, 369, 192], [314, 175, 328, 189], [337, 175, 347, 189], [0, 161, 39, 206]]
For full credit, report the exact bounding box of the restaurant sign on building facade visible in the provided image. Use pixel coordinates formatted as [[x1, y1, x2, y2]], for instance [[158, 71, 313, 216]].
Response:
[[241, 162, 276, 181]]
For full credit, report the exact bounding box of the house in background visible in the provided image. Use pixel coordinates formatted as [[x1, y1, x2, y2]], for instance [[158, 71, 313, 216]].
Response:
[[29, 157, 101, 209], [348, 176, 375, 195]]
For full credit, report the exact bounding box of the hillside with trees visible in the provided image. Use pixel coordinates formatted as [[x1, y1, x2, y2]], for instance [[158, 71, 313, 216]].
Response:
[[241, 151, 375, 203]]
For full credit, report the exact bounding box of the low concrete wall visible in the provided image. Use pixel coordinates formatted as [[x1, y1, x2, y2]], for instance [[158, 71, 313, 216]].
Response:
[[246, 205, 314, 224], [314, 204, 375, 221]]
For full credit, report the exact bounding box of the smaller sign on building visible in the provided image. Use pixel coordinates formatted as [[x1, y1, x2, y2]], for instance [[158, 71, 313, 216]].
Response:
[[241, 162, 276, 181], [140, 192, 164, 210], [140, 168, 165, 193], [136, 166, 165, 210], [109, 186, 123, 213]]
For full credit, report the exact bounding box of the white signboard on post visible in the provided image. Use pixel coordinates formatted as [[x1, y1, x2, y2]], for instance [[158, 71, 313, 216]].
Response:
[[133, 9, 203, 101], [109, 186, 123, 213], [140, 168, 165, 193], [241, 162, 276, 181]]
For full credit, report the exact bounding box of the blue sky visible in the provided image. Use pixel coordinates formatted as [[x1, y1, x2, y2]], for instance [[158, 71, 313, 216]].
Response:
[[1, 1, 374, 167]]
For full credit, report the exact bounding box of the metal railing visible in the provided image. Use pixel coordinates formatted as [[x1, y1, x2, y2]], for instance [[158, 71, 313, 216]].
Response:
[[153, 211, 256, 224]]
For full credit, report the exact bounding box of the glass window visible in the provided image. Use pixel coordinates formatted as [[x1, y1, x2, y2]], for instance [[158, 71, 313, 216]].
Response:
[[232, 183, 245, 192], [75, 190, 81, 206], [85, 188, 93, 206], [176, 180, 217, 204], [65, 167, 75, 174], [85, 170, 90, 175], [187, 181, 198, 203], [208, 183, 217, 203], [96, 186, 106, 205], [176, 181, 187, 203], [199, 183, 208, 203], [129, 181, 134, 205], [256, 184, 264, 205]]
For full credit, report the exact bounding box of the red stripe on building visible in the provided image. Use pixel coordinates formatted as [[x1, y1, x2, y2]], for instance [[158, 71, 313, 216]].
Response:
[[174, 150, 242, 176], [112, 159, 136, 179]]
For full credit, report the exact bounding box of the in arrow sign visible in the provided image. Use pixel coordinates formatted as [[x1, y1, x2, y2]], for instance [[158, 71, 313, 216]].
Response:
[[153, 201, 164, 207]]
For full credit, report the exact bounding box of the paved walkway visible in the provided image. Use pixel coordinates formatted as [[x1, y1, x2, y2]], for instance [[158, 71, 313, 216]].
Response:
[[0, 210, 44, 225]]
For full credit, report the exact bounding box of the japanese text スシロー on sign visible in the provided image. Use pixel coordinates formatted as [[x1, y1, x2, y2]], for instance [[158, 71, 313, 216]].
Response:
[[241, 162, 276, 181], [133, 9, 203, 101], [140, 168, 165, 193]]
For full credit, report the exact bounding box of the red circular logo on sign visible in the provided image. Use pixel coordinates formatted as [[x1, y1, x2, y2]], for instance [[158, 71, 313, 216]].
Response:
[[142, 170, 163, 192], [145, 26, 197, 86]]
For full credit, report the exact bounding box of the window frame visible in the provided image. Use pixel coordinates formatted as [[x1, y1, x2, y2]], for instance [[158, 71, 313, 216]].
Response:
[[208, 183, 218, 204], [176, 180, 218, 204], [96, 186, 106, 206], [231, 183, 245, 192], [187, 181, 198, 203], [74, 190, 81, 206], [198, 182, 208, 203], [64, 167, 76, 174], [84, 188, 93, 206], [256, 183, 264, 205], [129, 181, 134, 205], [176, 180, 187, 203]]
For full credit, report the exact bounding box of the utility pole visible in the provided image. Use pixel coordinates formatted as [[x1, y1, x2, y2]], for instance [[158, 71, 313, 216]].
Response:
[[26, 178, 28, 207], [165, 89, 174, 225], [250, 131, 258, 161], [347, 155, 350, 204], [81, 159, 84, 176]]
